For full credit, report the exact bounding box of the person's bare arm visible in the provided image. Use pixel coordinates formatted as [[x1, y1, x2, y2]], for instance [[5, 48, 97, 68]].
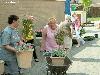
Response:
[[3, 45, 17, 53]]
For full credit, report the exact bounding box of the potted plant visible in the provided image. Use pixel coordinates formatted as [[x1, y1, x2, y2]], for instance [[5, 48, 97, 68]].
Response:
[[15, 42, 34, 68], [43, 49, 67, 65], [16, 16, 35, 69], [22, 17, 33, 41], [50, 49, 66, 66], [80, 27, 86, 36]]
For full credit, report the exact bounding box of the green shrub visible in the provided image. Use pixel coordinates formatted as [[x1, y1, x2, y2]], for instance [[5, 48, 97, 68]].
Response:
[[83, 36, 95, 41], [80, 28, 86, 36]]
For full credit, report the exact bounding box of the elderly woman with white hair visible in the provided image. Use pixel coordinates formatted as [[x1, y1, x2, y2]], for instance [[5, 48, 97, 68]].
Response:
[[41, 17, 59, 52], [59, 15, 73, 51]]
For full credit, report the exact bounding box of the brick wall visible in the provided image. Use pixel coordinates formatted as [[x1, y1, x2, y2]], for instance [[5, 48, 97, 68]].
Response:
[[0, 0, 64, 30]]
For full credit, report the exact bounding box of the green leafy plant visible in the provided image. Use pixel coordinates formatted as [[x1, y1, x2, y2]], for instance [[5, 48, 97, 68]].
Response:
[[82, 0, 92, 12], [43, 49, 66, 57], [55, 30, 65, 45], [22, 19, 33, 40], [82, 0, 92, 23], [83, 36, 95, 41], [88, 17, 100, 21], [80, 28, 86, 36], [55, 22, 72, 45], [52, 49, 66, 57]]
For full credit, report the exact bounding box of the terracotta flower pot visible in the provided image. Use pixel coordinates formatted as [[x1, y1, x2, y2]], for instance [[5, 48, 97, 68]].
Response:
[[0, 60, 4, 74], [16, 50, 33, 68], [50, 57, 65, 66]]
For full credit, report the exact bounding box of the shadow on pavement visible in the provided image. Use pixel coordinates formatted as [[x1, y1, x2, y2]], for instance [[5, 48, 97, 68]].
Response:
[[72, 58, 100, 62], [67, 73, 89, 75]]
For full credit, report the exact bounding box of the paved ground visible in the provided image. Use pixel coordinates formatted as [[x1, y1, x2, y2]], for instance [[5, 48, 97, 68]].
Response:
[[22, 26, 100, 75]]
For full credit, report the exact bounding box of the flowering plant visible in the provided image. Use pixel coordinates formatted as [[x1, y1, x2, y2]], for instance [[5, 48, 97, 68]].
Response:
[[22, 18, 33, 40], [15, 42, 34, 51], [22, 15, 37, 41]]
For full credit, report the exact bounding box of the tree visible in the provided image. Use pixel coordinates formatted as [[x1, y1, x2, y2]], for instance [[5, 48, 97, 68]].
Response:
[[82, 0, 92, 23], [82, 0, 92, 12]]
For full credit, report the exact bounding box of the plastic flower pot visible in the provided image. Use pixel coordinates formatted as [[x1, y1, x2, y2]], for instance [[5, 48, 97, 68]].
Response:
[[0, 60, 4, 75], [16, 50, 33, 68]]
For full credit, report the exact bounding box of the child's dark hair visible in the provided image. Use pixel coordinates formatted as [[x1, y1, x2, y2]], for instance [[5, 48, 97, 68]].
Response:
[[8, 15, 19, 24]]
